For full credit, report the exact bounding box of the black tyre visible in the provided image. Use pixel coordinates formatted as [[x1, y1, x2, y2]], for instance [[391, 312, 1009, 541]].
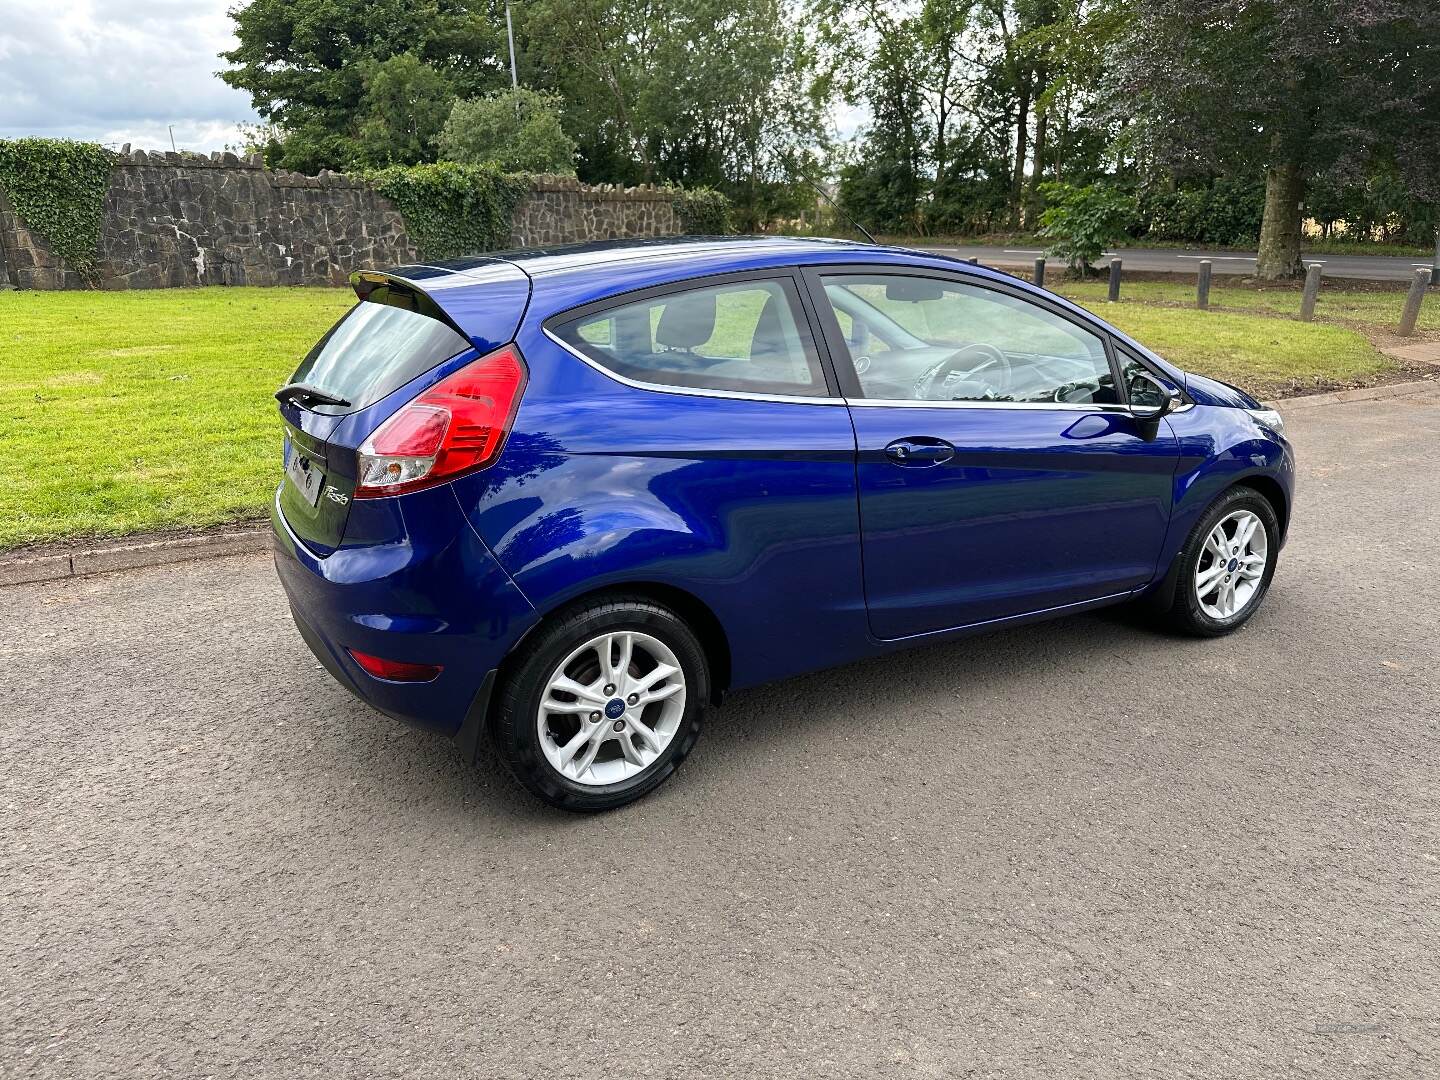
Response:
[[490, 597, 708, 811], [1161, 486, 1281, 637]]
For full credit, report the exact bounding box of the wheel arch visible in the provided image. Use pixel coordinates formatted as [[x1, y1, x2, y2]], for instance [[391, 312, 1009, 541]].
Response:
[[504, 580, 732, 705], [1148, 473, 1288, 612]]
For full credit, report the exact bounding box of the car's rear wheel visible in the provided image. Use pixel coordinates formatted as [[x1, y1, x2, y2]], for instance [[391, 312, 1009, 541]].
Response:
[[490, 598, 708, 811], [1162, 486, 1280, 637]]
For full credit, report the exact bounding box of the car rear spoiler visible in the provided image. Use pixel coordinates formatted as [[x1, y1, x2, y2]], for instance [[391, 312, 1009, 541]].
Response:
[[349, 261, 532, 355]]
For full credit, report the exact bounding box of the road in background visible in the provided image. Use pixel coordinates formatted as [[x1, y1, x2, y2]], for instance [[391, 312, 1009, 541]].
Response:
[[913, 243, 1437, 282], [4, 387, 1438, 1078]]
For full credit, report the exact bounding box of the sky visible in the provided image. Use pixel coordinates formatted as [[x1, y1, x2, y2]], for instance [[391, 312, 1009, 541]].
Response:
[[0, 0, 258, 153]]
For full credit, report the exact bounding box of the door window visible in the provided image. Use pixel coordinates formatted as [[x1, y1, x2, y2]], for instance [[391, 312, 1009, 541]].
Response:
[[820, 274, 1118, 405], [553, 277, 827, 397]]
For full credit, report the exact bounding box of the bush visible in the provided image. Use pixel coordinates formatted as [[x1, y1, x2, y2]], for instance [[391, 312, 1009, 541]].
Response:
[[438, 89, 577, 175], [670, 188, 732, 235], [1136, 178, 1264, 246], [366, 163, 532, 259], [1038, 182, 1135, 272], [0, 138, 116, 280]]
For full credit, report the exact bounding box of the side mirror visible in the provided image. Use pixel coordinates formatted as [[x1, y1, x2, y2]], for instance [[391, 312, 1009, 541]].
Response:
[[1129, 371, 1182, 422]]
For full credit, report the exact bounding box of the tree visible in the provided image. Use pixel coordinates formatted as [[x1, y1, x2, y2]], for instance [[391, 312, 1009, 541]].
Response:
[[1111, 0, 1440, 278], [439, 89, 578, 173], [353, 53, 454, 167], [221, 0, 504, 172]]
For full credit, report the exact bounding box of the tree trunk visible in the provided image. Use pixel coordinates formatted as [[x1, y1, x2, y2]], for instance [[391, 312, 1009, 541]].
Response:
[[1009, 82, 1030, 230], [1256, 162, 1305, 280], [1026, 98, 1048, 227]]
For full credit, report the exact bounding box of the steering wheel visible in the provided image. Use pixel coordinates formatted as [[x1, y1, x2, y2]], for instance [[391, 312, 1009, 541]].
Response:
[[914, 342, 1012, 401]]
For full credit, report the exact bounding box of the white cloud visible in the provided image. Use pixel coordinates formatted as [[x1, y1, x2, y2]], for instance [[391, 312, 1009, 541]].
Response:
[[0, 0, 258, 152]]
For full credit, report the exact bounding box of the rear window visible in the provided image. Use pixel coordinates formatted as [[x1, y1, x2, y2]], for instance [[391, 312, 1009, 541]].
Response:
[[288, 286, 472, 413]]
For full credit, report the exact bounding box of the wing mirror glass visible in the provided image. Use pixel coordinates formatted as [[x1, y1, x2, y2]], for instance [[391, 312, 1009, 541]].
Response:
[[1129, 371, 1181, 421]]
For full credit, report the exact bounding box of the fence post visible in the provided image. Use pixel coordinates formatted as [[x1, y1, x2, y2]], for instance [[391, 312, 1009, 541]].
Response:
[[1299, 263, 1322, 321], [1432, 226, 1439, 288], [1196, 260, 1212, 310], [1398, 268, 1431, 335], [1033, 256, 1046, 289], [1107, 257, 1122, 302]]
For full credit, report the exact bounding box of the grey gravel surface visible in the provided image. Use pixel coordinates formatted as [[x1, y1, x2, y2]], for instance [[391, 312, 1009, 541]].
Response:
[[3, 388, 1438, 1079]]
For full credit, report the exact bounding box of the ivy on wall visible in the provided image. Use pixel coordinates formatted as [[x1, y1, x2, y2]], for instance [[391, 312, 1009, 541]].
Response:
[[671, 188, 732, 236], [0, 139, 116, 280], [366, 162, 532, 261]]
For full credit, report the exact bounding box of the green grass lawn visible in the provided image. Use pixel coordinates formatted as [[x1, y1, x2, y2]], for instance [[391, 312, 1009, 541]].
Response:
[[1053, 278, 1440, 333], [1, 287, 353, 549], [0, 282, 1400, 551]]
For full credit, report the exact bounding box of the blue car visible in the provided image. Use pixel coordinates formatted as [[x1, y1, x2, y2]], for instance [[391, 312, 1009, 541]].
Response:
[[273, 237, 1294, 810]]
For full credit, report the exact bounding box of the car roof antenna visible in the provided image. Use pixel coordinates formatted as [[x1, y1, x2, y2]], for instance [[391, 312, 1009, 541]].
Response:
[[801, 175, 877, 245]]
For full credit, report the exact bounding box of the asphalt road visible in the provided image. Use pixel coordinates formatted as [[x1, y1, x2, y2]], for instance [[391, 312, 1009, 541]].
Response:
[[917, 243, 1440, 282], [4, 387, 1438, 1079]]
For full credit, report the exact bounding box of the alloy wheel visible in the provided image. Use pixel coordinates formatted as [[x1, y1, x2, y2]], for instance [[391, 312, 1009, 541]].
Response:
[[1194, 509, 1268, 620], [536, 630, 687, 787]]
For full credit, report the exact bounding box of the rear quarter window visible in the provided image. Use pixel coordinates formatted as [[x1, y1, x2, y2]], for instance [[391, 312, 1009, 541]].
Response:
[[551, 277, 828, 398], [289, 286, 472, 414]]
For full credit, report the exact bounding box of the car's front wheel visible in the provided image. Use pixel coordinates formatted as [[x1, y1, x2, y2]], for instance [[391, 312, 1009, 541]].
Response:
[[1162, 486, 1280, 636], [490, 597, 708, 811]]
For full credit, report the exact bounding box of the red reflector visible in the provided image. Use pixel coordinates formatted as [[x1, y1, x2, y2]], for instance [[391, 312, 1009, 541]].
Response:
[[346, 648, 443, 683], [355, 344, 528, 498]]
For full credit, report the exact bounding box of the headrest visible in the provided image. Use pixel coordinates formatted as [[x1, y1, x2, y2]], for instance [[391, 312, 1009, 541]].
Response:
[[655, 292, 717, 349]]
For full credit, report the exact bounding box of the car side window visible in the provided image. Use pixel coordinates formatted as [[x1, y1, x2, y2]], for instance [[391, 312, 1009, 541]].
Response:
[[820, 273, 1118, 406], [554, 277, 828, 397]]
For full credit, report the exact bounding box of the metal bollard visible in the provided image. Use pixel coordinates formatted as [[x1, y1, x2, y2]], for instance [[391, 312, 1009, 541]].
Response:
[[1033, 256, 1046, 289], [966, 256, 979, 265], [1107, 257, 1122, 302], [1196, 260, 1212, 310], [1398, 267, 1431, 335], [1299, 263, 1322, 321]]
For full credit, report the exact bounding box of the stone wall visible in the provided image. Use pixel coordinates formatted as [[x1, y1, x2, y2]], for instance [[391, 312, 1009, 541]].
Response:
[[0, 153, 687, 291], [510, 175, 681, 246]]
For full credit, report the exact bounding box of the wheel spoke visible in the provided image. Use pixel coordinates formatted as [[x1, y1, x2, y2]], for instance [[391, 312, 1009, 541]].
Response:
[[627, 715, 663, 754], [555, 725, 593, 769], [1204, 531, 1226, 560], [550, 676, 606, 704], [638, 682, 682, 706], [617, 731, 645, 766], [632, 663, 679, 694], [1196, 563, 1226, 596], [573, 734, 605, 777], [603, 632, 634, 686], [1235, 515, 1259, 549]]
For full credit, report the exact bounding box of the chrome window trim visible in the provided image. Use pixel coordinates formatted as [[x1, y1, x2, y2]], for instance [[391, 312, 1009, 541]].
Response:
[[545, 328, 1168, 414], [842, 397, 1133, 413], [542, 327, 848, 406]]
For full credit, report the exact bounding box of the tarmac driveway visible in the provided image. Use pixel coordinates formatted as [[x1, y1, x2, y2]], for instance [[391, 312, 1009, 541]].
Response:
[[3, 386, 1437, 1078]]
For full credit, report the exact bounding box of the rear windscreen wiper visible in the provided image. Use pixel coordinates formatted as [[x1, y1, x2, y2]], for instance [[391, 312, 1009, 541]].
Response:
[[275, 382, 352, 408]]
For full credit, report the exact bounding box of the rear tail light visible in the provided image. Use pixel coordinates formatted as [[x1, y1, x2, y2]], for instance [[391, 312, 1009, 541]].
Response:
[[355, 344, 527, 498], [347, 648, 443, 683]]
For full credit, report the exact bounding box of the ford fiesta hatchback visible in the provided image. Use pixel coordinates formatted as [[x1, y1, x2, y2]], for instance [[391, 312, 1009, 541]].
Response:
[[273, 237, 1294, 811]]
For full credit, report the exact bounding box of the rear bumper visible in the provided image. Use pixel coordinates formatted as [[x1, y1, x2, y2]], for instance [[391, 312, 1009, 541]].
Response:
[[271, 485, 537, 747]]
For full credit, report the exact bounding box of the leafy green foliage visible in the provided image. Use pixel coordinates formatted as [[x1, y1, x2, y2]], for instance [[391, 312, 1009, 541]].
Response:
[[670, 188, 733, 235], [0, 139, 116, 281], [367, 163, 532, 260], [353, 53, 455, 168], [1037, 182, 1134, 272], [1135, 179, 1266, 246], [439, 89, 577, 174], [221, 0, 503, 174]]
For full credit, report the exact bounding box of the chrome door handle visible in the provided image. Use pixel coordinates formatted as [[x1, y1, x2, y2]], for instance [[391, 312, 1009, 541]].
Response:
[[883, 438, 955, 466]]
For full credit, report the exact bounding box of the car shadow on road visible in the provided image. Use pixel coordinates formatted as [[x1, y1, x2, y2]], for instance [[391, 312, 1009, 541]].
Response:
[[310, 600, 1223, 823]]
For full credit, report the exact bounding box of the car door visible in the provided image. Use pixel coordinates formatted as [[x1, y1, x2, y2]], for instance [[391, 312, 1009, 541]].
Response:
[[803, 265, 1181, 641]]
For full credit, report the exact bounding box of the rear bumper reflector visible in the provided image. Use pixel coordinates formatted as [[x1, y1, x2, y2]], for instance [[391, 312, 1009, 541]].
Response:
[[346, 648, 444, 683]]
